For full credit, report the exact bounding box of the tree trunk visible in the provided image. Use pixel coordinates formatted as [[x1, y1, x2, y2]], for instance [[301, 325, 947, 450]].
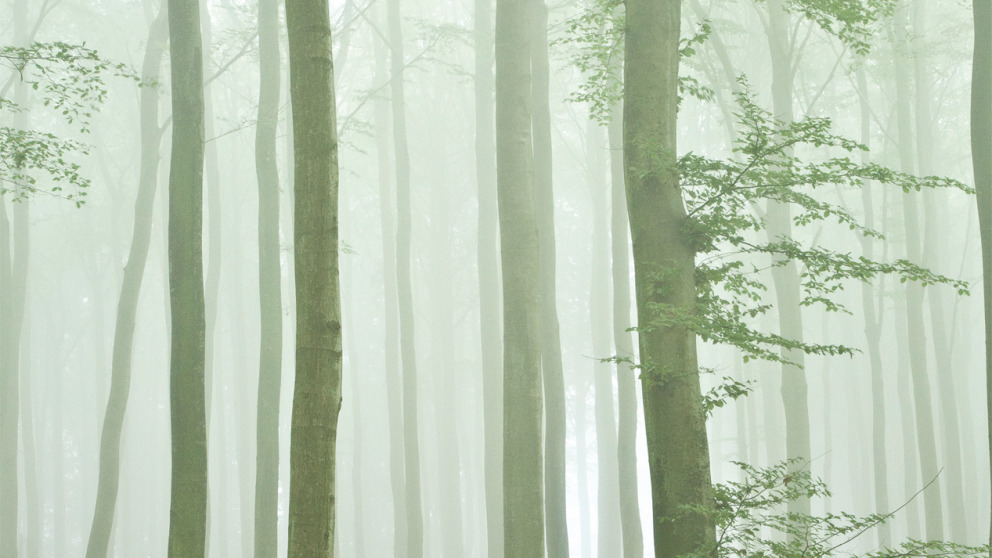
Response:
[[253, 0, 283, 552], [285, 0, 343, 553], [530, 1, 567, 555], [474, 0, 504, 552], [623, 1, 713, 555], [892, 8, 944, 540], [385, 0, 425, 552], [166, 0, 208, 552], [587, 117, 621, 557], [85, 8, 168, 558], [495, 0, 545, 552], [608, 102, 644, 558], [970, 0, 992, 551], [764, 0, 812, 520]]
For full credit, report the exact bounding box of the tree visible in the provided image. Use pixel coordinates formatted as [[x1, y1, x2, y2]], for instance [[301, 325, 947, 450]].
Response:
[[495, 0, 544, 553], [85, 7, 168, 558], [622, 1, 714, 556], [530, 0, 568, 554], [474, 0, 504, 552], [970, 0, 992, 550], [165, 0, 208, 553], [253, 0, 283, 553], [285, 0, 343, 553]]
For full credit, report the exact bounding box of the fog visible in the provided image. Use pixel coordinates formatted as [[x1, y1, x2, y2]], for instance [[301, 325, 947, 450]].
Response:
[[1, 0, 990, 556]]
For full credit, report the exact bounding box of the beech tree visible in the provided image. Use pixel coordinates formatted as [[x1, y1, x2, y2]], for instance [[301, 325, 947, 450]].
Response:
[[285, 0, 343, 553]]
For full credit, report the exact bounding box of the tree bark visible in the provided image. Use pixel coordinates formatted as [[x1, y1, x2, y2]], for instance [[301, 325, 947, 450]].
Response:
[[495, 0, 545, 552], [970, 0, 992, 551], [285, 0, 343, 553], [623, 1, 713, 555], [253, 0, 283, 552], [166, 0, 208, 552]]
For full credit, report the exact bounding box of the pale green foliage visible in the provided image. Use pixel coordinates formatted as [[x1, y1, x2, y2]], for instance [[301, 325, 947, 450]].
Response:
[[681, 459, 990, 557], [0, 42, 138, 204]]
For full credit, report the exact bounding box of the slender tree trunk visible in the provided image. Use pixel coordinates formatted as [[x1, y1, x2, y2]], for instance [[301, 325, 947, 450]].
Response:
[[891, 8, 944, 540], [386, 0, 425, 552], [20, 312, 39, 558], [608, 102, 644, 558], [587, 118, 621, 557], [495, 0, 545, 552], [253, 0, 283, 552], [166, 0, 208, 552], [529, 1, 567, 555], [575, 380, 592, 558], [854, 66, 892, 548], [373, 15, 408, 554], [85, 8, 168, 558], [285, 0, 343, 552], [764, 0, 812, 520], [474, 0, 504, 552], [623, 1, 713, 555], [970, 0, 992, 551]]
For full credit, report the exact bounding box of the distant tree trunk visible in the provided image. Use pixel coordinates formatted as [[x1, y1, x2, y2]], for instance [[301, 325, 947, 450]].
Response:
[[253, 0, 283, 553], [911, 1, 967, 542], [495, 0, 545, 552], [623, 1, 713, 555], [85, 8, 168, 558], [373, 13, 408, 554], [608, 102, 644, 558], [386, 0, 425, 552], [853, 66, 891, 548], [166, 0, 208, 552], [891, 8, 944, 540], [20, 313, 39, 558], [285, 0, 343, 552], [764, 0, 811, 520], [0, 4, 29, 554], [575, 380, 592, 558], [530, 1, 567, 555], [587, 117, 621, 557], [970, 0, 992, 550], [474, 0, 504, 552]]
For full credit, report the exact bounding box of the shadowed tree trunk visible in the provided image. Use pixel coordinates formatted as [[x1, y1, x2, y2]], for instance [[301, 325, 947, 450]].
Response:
[[970, 0, 992, 550], [85, 8, 168, 558], [285, 0, 343, 552], [495, 0, 545, 552], [623, 0, 713, 555], [166, 0, 208, 552], [253, 0, 283, 552]]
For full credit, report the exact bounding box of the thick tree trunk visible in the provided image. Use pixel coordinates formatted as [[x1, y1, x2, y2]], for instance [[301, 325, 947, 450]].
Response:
[[166, 0, 208, 552], [85, 8, 168, 558], [530, 1, 567, 555], [253, 0, 283, 553], [386, 0, 425, 553], [623, 1, 713, 555], [285, 0, 343, 553], [495, 0, 545, 552], [608, 102, 644, 558], [474, 0, 504, 552], [970, 0, 992, 550], [892, 8, 944, 540]]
